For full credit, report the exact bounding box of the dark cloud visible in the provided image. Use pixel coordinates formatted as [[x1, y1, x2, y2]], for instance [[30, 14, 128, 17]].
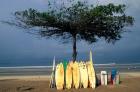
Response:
[[0, 0, 140, 66]]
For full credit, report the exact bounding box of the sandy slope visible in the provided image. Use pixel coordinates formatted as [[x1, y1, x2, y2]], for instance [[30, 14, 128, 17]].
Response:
[[0, 72, 140, 92]]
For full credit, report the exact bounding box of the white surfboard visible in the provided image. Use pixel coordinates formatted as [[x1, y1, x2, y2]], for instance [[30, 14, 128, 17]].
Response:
[[49, 56, 56, 88], [101, 71, 108, 85], [86, 51, 96, 88], [116, 74, 120, 85], [79, 62, 88, 88], [55, 63, 64, 90], [66, 63, 72, 89], [72, 61, 80, 89]]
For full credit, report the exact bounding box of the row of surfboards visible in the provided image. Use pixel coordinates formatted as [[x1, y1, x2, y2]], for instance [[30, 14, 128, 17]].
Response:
[[49, 51, 96, 90]]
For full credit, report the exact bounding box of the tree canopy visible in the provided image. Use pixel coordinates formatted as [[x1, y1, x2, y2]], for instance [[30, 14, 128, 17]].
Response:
[[3, 1, 134, 61]]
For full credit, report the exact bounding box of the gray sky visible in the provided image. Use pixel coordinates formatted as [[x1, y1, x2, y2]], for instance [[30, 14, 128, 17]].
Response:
[[0, 0, 140, 66]]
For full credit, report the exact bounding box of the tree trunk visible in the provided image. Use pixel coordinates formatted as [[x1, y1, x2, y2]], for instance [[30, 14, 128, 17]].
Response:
[[72, 35, 77, 62]]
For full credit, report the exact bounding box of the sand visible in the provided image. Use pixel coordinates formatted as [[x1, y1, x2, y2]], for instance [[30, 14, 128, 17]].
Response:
[[0, 72, 140, 92]]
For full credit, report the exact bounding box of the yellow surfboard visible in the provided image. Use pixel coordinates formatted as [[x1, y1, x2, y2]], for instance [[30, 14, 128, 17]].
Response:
[[72, 61, 80, 89], [55, 63, 64, 90], [69, 61, 73, 67], [79, 62, 88, 88], [86, 51, 96, 88], [66, 62, 72, 89]]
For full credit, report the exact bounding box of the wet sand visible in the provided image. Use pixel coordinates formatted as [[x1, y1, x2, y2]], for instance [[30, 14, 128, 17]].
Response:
[[0, 72, 140, 92]]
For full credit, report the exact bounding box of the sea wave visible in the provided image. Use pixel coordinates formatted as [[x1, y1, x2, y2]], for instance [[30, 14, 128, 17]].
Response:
[[0, 63, 140, 68]]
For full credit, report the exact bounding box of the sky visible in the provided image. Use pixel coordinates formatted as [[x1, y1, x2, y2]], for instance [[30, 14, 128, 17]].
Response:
[[0, 0, 140, 66]]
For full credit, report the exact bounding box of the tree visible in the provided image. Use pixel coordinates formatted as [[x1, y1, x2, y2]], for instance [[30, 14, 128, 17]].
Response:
[[3, 1, 134, 62]]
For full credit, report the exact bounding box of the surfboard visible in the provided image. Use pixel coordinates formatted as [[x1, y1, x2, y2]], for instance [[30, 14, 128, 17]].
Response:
[[116, 74, 120, 85], [86, 51, 96, 88], [101, 71, 108, 85], [72, 61, 80, 89], [79, 62, 88, 88], [62, 61, 68, 88], [69, 61, 73, 67], [66, 62, 72, 89], [55, 63, 64, 90], [49, 56, 56, 88]]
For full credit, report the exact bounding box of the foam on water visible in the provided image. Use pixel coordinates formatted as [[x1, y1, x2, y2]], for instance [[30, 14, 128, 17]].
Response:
[[0, 63, 140, 76], [0, 66, 53, 69]]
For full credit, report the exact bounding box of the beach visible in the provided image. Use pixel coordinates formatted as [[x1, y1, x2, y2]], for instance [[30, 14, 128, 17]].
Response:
[[0, 72, 140, 92]]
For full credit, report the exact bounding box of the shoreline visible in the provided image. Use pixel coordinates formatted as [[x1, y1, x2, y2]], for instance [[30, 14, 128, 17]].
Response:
[[0, 63, 140, 77], [0, 72, 140, 80], [0, 75, 50, 81]]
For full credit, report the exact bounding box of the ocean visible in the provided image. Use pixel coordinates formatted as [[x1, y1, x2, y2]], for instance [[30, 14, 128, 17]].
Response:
[[0, 63, 140, 76]]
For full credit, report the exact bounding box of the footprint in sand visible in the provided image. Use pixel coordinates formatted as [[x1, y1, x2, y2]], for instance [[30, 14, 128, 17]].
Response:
[[17, 86, 34, 92]]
